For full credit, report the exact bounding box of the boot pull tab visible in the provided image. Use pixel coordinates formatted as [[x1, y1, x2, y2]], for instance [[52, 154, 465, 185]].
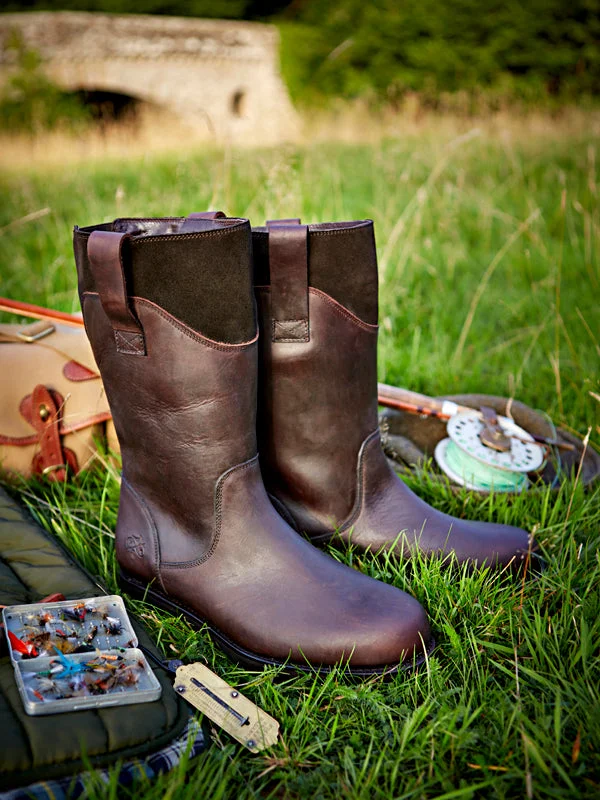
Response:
[[186, 211, 226, 220], [88, 230, 146, 356], [179, 211, 227, 233], [267, 222, 309, 343], [266, 218, 301, 226]]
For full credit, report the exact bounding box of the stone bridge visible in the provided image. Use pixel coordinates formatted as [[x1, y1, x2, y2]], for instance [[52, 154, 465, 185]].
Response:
[[0, 11, 299, 143]]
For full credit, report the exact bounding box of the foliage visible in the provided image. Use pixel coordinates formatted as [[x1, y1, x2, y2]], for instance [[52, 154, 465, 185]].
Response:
[[2, 1, 599, 106], [281, 0, 600, 105], [278, 22, 326, 104], [1, 0, 288, 20], [1, 126, 599, 797], [0, 32, 90, 133]]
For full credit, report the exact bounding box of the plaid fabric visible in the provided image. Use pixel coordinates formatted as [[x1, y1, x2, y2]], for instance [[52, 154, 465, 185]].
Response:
[[1, 717, 208, 800]]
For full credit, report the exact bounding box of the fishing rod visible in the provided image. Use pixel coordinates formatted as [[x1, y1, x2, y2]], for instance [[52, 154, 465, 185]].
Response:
[[0, 297, 84, 328]]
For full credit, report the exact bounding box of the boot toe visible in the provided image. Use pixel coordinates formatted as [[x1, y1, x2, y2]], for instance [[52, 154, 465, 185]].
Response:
[[341, 578, 432, 668], [371, 591, 432, 668], [444, 518, 537, 571]]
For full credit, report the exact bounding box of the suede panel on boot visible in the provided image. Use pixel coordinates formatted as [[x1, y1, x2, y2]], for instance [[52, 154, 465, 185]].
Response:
[[253, 220, 379, 324], [74, 218, 255, 344]]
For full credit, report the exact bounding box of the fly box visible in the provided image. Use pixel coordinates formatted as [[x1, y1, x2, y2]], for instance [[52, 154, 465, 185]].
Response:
[[2, 595, 162, 715]]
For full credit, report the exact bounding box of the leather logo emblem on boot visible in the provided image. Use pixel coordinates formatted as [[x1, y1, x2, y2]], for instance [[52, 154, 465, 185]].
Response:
[[125, 534, 145, 558]]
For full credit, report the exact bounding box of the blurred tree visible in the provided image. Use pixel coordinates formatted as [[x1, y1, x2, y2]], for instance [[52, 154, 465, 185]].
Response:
[[2, 0, 598, 102], [0, 31, 91, 132], [1, 0, 292, 19], [282, 0, 600, 103]]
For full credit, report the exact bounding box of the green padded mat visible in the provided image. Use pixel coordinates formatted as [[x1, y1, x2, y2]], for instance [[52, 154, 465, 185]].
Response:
[[0, 486, 192, 792]]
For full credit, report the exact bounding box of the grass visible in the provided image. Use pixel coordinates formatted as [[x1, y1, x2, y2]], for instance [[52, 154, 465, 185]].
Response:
[[0, 115, 599, 798]]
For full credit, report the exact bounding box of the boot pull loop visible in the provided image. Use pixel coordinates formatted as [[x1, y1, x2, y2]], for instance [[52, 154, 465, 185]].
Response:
[[179, 211, 227, 233], [267, 223, 309, 343], [266, 218, 301, 226], [187, 211, 226, 220], [88, 230, 146, 356]]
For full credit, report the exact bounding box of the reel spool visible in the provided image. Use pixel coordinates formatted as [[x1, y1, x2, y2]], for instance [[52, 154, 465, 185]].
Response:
[[434, 411, 546, 492]]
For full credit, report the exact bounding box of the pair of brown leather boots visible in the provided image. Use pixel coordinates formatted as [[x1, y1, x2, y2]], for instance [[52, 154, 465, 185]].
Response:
[[74, 212, 537, 677]]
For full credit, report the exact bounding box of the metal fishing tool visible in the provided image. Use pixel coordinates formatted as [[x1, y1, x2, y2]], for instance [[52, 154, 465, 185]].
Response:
[[174, 662, 279, 752], [377, 384, 554, 492]]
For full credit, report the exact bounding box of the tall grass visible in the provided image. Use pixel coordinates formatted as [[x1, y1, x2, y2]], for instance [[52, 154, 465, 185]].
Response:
[[0, 113, 598, 798]]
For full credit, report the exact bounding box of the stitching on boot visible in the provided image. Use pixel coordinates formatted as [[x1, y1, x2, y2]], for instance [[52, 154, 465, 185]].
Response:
[[308, 288, 379, 332], [256, 286, 377, 333], [338, 429, 380, 533], [267, 492, 300, 530], [120, 477, 164, 591], [131, 225, 247, 245], [272, 319, 309, 343], [139, 298, 258, 351], [83, 292, 258, 351], [114, 329, 146, 355], [300, 429, 380, 544], [160, 454, 259, 569]]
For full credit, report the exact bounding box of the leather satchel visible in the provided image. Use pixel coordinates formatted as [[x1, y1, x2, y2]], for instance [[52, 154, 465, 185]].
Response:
[[0, 318, 118, 481]]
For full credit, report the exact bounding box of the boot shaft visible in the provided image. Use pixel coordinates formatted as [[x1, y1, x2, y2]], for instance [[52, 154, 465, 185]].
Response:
[[252, 221, 381, 534]]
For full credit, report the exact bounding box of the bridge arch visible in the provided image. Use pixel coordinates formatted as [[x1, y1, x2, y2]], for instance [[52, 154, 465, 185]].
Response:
[[0, 11, 299, 144]]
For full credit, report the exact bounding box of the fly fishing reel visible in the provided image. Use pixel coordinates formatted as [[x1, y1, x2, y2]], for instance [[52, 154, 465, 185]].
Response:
[[434, 410, 546, 492], [378, 385, 597, 494]]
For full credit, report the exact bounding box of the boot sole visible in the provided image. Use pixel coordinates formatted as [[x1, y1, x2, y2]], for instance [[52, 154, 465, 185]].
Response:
[[315, 531, 546, 576], [118, 570, 434, 679]]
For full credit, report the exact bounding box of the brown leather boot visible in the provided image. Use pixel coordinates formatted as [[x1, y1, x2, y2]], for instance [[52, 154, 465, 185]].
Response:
[[73, 213, 433, 675], [252, 219, 538, 570]]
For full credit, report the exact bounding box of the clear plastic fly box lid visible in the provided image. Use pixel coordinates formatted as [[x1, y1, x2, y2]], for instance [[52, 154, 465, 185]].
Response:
[[2, 595, 162, 715]]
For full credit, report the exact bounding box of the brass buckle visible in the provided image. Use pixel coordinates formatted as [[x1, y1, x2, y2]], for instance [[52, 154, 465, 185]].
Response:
[[41, 463, 67, 476], [16, 320, 56, 342]]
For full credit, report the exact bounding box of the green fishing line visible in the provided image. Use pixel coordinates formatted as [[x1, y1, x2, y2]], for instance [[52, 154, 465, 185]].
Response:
[[443, 439, 528, 492]]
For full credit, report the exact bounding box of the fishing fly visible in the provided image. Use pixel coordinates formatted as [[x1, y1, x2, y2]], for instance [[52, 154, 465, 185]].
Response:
[[104, 617, 123, 635], [3, 594, 162, 714]]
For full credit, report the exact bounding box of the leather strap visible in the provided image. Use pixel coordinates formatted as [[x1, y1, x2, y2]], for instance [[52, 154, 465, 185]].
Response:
[[186, 211, 226, 220], [63, 360, 98, 382], [179, 211, 227, 233], [88, 231, 146, 356], [267, 224, 309, 343], [266, 218, 301, 227], [28, 384, 77, 482]]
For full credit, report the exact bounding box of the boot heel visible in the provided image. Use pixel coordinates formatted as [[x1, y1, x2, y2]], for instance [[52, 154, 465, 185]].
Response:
[[118, 569, 163, 606]]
